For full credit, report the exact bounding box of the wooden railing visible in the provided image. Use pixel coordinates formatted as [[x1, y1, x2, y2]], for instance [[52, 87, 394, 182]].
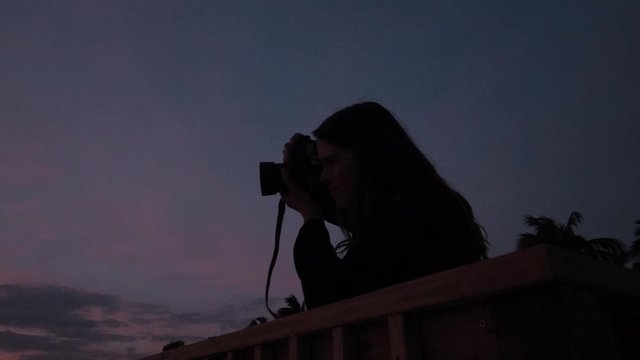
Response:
[[142, 245, 640, 360]]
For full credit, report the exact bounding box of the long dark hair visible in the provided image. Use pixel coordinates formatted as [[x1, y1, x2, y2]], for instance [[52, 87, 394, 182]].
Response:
[[313, 102, 488, 258]]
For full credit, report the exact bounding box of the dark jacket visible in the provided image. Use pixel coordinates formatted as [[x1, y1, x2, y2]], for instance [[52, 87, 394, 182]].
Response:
[[293, 189, 485, 309]]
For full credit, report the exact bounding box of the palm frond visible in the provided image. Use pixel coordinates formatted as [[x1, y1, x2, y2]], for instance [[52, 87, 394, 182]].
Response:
[[276, 294, 304, 318], [524, 215, 557, 229], [249, 316, 268, 327], [585, 237, 628, 265], [630, 239, 640, 257], [519, 213, 590, 252], [284, 294, 302, 311], [629, 219, 640, 261], [517, 233, 545, 249], [523, 215, 566, 243], [565, 211, 582, 235]]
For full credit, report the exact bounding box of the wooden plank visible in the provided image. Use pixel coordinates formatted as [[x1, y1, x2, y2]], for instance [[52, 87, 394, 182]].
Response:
[[492, 286, 622, 360], [558, 288, 621, 359], [357, 319, 390, 360], [332, 327, 345, 360], [307, 331, 332, 360], [388, 314, 408, 360], [253, 345, 263, 360], [288, 336, 298, 360], [547, 246, 640, 296], [418, 302, 496, 359], [332, 327, 356, 360], [272, 341, 288, 360], [288, 335, 308, 360]]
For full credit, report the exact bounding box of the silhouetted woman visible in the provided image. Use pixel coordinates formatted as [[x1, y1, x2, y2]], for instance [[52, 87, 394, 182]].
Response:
[[281, 102, 488, 309]]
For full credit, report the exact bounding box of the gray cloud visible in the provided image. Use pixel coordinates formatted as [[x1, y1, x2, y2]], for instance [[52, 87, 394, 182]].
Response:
[[0, 283, 267, 358], [100, 318, 128, 328], [0, 331, 79, 353], [0, 284, 123, 338], [0, 284, 153, 358], [0, 330, 126, 360]]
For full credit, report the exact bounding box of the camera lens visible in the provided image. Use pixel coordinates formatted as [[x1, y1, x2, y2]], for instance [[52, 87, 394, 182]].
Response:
[[259, 162, 285, 196]]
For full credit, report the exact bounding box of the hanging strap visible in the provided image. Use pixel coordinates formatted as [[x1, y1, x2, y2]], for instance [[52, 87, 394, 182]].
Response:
[[265, 199, 286, 318]]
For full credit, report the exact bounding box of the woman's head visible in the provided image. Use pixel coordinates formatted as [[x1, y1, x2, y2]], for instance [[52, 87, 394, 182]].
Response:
[[314, 102, 447, 211], [313, 102, 487, 259]]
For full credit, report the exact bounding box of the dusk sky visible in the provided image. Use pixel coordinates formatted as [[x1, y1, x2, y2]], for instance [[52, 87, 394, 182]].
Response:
[[1, 0, 639, 358]]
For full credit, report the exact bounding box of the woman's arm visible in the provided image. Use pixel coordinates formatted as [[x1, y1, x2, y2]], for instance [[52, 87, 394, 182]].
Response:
[[293, 193, 480, 309], [293, 219, 343, 308]]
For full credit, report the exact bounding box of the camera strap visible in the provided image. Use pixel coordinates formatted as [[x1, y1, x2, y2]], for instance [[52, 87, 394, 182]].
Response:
[[265, 199, 286, 319]]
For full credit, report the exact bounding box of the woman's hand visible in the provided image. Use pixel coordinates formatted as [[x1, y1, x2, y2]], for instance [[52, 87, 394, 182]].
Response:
[[280, 134, 323, 222]]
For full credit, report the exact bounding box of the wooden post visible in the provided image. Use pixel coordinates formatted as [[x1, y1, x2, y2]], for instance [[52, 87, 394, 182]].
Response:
[[334, 327, 345, 360], [289, 335, 308, 360], [333, 326, 357, 360], [253, 345, 264, 360], [388, 314, 412, 360]]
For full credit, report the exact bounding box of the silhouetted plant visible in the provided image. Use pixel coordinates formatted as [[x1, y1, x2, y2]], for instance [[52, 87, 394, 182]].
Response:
[[276, 294, 305, 318], [162, 340, 185, 352], [248, 316, 268, 327], [628, 219, 640, 270], [518, 211, 627, 265]]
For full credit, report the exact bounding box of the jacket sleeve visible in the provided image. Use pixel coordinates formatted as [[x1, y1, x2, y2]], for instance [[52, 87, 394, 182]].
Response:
[[293, 195, 482, 309], [293, 219, 343, 308], [293, 218, 408, 308]]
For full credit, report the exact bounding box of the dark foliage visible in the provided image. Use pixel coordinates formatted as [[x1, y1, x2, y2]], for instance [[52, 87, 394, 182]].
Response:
[[518, 211, 627, 265], [162, 340, 184, 352], [276, 295, 305, 318], [248, 316, 268, 327], [628, 219, 640, 270]]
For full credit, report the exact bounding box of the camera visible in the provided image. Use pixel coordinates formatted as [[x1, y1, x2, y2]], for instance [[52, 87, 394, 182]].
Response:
[[259, 135, 322, 196], [260, 135, 336, 223]]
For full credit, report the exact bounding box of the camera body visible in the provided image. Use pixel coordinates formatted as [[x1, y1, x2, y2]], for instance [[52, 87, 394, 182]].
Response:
[[259, 135, 322, 196], [260, 135, 336, 222]]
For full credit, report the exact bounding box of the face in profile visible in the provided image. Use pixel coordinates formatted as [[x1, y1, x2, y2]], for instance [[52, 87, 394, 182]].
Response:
[[317, 139, 356, 210]]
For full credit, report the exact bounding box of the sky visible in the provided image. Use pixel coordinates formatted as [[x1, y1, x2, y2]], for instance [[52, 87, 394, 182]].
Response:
[[1, 0, 639, 358]]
